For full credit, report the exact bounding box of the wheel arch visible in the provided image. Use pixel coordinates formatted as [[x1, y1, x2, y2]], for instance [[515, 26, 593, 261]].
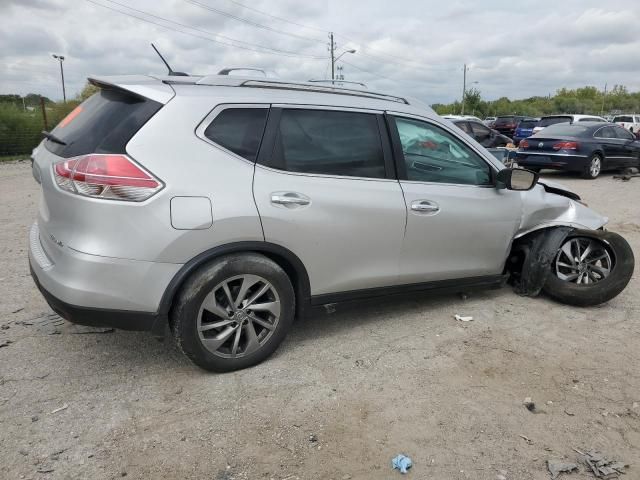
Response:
[[155, 242, 311, 334]]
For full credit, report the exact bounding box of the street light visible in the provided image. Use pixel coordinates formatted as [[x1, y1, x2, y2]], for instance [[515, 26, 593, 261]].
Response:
[[330, 45, 356, 81], [52, 54, 66, 103]]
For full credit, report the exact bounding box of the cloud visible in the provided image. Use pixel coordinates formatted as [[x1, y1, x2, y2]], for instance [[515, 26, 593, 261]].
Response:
[[0, 0, 638, 103]]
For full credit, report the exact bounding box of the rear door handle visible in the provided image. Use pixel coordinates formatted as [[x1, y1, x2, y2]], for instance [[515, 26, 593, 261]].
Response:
[[411, 200, 440, 214], [270, 192, 311, 207]]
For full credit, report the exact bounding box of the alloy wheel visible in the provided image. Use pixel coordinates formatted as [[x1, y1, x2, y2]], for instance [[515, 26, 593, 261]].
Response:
[[589, 156, 601, 178], [554, 237, 613, 284], [197, 274, 281, 358]]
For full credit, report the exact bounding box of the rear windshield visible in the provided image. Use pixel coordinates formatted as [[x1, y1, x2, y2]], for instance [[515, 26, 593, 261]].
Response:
[[613, 116, 634, 123], [45, 88, 162, 158], [536, 124, 590, 137], [517, 120, 538, 129], [494, 116, 516, 125], [538, 116, 572, 128]]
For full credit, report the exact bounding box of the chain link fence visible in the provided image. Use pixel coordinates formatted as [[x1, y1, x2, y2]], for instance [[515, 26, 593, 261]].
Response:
[[0, 102, 79, 157]]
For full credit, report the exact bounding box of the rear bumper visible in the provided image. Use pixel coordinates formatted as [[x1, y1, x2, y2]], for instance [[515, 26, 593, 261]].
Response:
[[515, 152, 589, 171], [28, 222, 181, 332]]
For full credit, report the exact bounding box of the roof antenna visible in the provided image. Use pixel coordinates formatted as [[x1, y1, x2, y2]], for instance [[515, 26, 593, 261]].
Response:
[[151, 43, 188, 76]]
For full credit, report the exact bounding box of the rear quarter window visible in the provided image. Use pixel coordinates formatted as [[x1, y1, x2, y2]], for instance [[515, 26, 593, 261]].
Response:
[[45, 88, 162, 158], [203, 108, 269, 162]]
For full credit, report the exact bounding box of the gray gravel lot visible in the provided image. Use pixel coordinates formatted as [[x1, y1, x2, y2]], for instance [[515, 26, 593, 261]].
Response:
[[1, 160, 639, 479]]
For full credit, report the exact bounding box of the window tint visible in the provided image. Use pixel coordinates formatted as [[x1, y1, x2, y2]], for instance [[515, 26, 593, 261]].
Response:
[[271, 109, 385, 178], [454, 121, 472, 134], [45, 89, 162, 158], [614, 126, 635, 140], [538, 116, 572, 127], [204, 108, 268, 162], [470, 121, 491, 139], [596, 126, 616, 139], [393, 117, 492, 185], [578, 117, 603, 122]]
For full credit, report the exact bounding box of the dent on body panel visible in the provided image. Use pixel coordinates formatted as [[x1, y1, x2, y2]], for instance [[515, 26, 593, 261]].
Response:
[[517, 185, 607, 236]]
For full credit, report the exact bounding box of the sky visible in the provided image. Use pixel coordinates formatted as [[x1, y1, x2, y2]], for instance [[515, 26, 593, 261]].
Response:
[[1, 0, 639, 104]]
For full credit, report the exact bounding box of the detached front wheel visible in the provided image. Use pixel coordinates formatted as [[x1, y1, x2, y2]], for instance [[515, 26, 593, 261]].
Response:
[[543, 230, 634, 306]]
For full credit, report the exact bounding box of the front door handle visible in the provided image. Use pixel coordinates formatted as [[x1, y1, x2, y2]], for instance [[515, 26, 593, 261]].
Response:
[[271, 192, 311, 207], [411, 200, 440, 214]]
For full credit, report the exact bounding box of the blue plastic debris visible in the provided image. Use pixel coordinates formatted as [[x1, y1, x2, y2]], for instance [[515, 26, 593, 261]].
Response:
[[391, 454, 413, 474]]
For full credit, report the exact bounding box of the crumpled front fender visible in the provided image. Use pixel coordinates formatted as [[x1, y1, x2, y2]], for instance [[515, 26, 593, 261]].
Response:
[[516, 184, 608, 238]]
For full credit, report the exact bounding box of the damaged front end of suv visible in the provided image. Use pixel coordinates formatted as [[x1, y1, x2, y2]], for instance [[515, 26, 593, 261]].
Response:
[[506, 180, 634, 306]]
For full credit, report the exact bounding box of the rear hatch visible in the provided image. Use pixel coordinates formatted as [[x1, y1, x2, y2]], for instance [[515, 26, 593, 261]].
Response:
[[32, 78, 171, 260], [493, 116, 517, 133]]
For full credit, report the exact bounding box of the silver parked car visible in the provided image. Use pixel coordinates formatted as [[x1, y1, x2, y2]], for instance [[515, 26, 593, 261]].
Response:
[[29, 72, 635, 371]]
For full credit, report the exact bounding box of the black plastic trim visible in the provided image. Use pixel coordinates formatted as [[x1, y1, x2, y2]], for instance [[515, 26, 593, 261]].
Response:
[[158, 241, 312, 318], [311, 274, 507, 306], [30, 266, 158, 332]]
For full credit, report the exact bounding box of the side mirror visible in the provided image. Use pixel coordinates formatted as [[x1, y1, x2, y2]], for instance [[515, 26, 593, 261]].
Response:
[[496, 168, 538, 191]]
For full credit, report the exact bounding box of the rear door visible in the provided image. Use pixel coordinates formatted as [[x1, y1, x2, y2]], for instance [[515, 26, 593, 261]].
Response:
[[253, 106, 406, 297], [387, 114, 521, 284]]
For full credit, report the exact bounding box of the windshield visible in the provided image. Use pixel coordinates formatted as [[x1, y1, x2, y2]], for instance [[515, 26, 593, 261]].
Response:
[[538, 116, 572, 128]]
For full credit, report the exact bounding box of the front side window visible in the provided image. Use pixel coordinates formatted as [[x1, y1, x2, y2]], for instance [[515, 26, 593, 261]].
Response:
[[270, 109, 386, 178], [204, 108, 268, 162], [393, 117, 492, 185]]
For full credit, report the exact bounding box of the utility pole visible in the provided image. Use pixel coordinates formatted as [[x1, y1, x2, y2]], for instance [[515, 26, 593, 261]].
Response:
[[52, 54, 66, 103], [329, 32, 335, 81], [461, 63, 468, 115], [600, 82, 607, 116]]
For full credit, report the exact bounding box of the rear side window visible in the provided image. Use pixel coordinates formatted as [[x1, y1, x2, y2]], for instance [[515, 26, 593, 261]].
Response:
[[270, 109, 386, 179], [45, 88, 162, 158], [538, 116, 572, 127], [204, 108, 268, 162], [613, 116, 633, 123], [595, 126, 616, 139]]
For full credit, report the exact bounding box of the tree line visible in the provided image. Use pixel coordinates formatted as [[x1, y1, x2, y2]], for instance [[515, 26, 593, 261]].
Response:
[[432, 85, 640, 118]]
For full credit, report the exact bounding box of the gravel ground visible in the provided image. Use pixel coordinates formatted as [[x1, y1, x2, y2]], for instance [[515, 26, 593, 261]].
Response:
[[1, 160, 639, 480]]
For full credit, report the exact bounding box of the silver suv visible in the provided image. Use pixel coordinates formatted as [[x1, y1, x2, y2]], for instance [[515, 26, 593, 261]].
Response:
[[29, 73, 634, 371]]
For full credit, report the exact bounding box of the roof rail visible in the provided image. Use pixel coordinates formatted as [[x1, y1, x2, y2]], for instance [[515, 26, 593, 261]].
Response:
[[218, 67, 268, 77], [238, 79, 409, 104], [308, 79, 368, 89]]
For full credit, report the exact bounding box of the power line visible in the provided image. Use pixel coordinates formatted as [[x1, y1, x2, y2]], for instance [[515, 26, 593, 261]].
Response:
[[84, 0, 325, 60], [185, 0, 325, 45], [339, 59, 395, 82], [222, 0, 328, 33]]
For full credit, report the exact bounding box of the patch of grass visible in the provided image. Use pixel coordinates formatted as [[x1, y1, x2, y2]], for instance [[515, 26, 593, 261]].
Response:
[[0, 154, 30, 162]]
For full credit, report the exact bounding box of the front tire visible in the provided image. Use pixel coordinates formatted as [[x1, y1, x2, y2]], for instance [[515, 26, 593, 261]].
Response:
[[543, 230, 634, 306], [171, 254, 295, 372], [582, 153, 602, 179]]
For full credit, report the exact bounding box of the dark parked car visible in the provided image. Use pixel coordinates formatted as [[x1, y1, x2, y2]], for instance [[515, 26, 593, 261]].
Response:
[[493, 115, 527, 137], [513, 118, 539, 145], [515, 122, 640, 179], [452, 119, 512, 148]]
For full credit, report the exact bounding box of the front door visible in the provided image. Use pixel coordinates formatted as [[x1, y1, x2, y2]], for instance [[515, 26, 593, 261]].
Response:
[[387, 114, 522, 284], [253, 106, 407, 296]]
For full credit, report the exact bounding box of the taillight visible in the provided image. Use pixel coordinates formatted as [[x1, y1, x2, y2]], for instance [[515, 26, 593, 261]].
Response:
[[519, 139, 529, 149], [553, 141, 579, 151], [53, 154, 163, 202]]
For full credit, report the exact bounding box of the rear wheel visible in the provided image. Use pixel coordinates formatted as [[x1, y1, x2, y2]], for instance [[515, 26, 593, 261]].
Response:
[[171, 254, 295, 372], [543, 230, 634, 306], [582, 153, 602, 179]]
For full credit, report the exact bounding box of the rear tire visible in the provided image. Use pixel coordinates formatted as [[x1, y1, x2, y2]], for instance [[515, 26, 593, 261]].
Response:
[[582, 153, 602, 179], [171, 254, 295, 372], [543, 230, 634, 306]]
